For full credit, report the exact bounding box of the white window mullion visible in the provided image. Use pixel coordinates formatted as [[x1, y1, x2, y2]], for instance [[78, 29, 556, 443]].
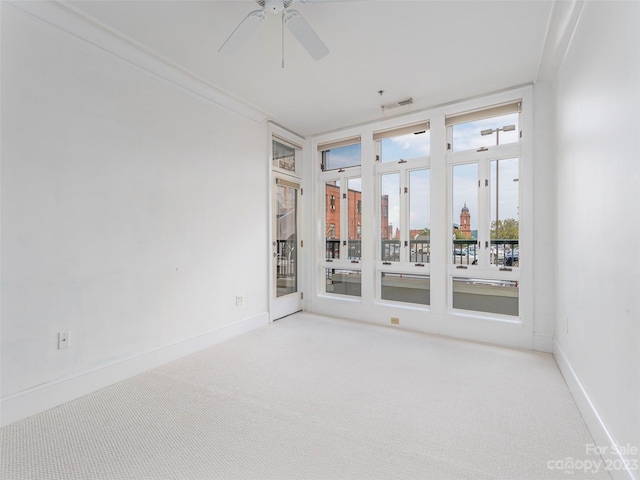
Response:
[[339, 179, 347, 261], [400, 172, 409, 263], [346, 175, 363, 263], [478, 158, 492, 267]]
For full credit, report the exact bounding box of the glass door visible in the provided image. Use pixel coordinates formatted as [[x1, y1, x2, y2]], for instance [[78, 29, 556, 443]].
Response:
[[271, 176, 302, 320]]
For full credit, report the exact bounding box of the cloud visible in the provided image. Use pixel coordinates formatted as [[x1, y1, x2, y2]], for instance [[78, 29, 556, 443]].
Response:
[[381, 132, 431, 161], [451, 113, 519, 152]]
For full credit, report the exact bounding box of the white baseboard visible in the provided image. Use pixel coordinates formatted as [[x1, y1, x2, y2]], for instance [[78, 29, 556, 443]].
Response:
[[533, 332, 554, 353], [553, 339, 638, 480], [1, 312, 269, 427]]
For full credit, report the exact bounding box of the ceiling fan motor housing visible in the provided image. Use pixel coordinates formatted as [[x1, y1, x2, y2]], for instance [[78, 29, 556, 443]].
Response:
[[263, 0, 293, 14]]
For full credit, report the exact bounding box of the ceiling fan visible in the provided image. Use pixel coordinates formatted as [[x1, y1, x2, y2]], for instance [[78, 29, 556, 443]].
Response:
[[218, 0, 329, 61]]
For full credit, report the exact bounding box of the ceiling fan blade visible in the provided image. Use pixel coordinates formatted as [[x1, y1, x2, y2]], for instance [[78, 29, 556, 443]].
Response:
[[219, 9, 266, 54], [284, 10, 329, 60]]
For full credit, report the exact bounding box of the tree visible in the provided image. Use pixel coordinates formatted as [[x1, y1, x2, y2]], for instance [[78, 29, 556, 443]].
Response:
[[491, 218, 519, 239]]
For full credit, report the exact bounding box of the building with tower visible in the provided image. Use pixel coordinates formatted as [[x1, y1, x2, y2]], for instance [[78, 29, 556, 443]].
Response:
[[459, 203, 471, 238]]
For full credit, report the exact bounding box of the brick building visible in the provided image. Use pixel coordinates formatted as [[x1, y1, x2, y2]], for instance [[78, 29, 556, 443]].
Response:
[[325, 183, 389, 240]]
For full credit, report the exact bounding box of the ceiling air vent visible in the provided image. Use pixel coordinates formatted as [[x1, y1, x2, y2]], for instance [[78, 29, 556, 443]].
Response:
[[382, 98, 414, 110]]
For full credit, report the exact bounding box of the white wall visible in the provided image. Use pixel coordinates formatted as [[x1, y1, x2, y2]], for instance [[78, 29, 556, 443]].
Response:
[[551, 1, 639, 477], [531, 81, 556, 353], [1, 4, 269, 425]]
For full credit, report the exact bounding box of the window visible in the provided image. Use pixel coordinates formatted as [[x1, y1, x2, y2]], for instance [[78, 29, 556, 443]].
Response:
[[491, 158, 519, 267], [380, 173, 400, 261], [447, 100, 522, 317], [347, 178, 362, 260], [381, 273, 430, 305], [324, 175, 363, 262], [409, 169, 430, 264], [452, 164, 478, 265], [447, 102, 521, 152], [272, 138, 298, 171], [326, 269, 361, 297], [374, 122, 430, 163], [325, 181, 340, 259], [452, 277, 518, 316], [322, 165, 363, 296], [319, 137, 361, 171], [450, 158, 520, 269], [275, 181, 298, 297], [376, 122, 431, 268], [315, 92, 529, 327], [374, 124, 431, 307], [379, 169, 431, 264]]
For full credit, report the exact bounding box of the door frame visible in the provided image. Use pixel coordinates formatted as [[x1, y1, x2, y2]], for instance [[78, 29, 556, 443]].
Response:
[[268, 125, 305, 321]]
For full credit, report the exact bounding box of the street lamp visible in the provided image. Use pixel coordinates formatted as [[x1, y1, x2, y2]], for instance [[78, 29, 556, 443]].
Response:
[[481, 124, 516, 146], [481, 125, 515, 244]]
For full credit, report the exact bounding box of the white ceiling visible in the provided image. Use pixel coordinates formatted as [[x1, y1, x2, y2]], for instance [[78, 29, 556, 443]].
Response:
[[65, 0, 554, 137]]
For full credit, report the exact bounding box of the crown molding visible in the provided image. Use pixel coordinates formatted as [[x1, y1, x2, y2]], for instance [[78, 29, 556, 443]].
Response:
[[535, 0, 586, 84], [6, 0, 271, 125]]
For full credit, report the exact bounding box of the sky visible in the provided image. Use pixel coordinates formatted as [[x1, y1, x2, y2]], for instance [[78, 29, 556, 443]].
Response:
[[380, 131, 430, 163], [380, 132, 431, 234], [451, 113, 519, 152], [322, 143, 361, 171]]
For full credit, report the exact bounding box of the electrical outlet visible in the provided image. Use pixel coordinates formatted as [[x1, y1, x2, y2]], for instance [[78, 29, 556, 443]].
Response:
[[391, 317, 400, 325], [235, 295, 243, 307], [58, 331, 70, 349]]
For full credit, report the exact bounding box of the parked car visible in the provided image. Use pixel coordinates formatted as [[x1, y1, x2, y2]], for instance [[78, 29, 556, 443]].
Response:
[[491, 245, 505, 260], [504, 248, 519, 266]]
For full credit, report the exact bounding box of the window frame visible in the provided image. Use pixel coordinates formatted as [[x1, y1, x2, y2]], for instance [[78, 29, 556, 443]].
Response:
[[375, 143, 431, 306], [319, 165, 363, 298], [319, 136, 362, 172], [446, 101, 521, 153], [310, 87, 533, 348], [272, 135, 302, 175], [373, 122, 431, 163], [446, 108, 523, 318]]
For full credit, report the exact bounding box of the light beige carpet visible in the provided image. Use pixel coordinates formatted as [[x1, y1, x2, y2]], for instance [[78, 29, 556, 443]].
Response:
[[1, 312, 609, 479]]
